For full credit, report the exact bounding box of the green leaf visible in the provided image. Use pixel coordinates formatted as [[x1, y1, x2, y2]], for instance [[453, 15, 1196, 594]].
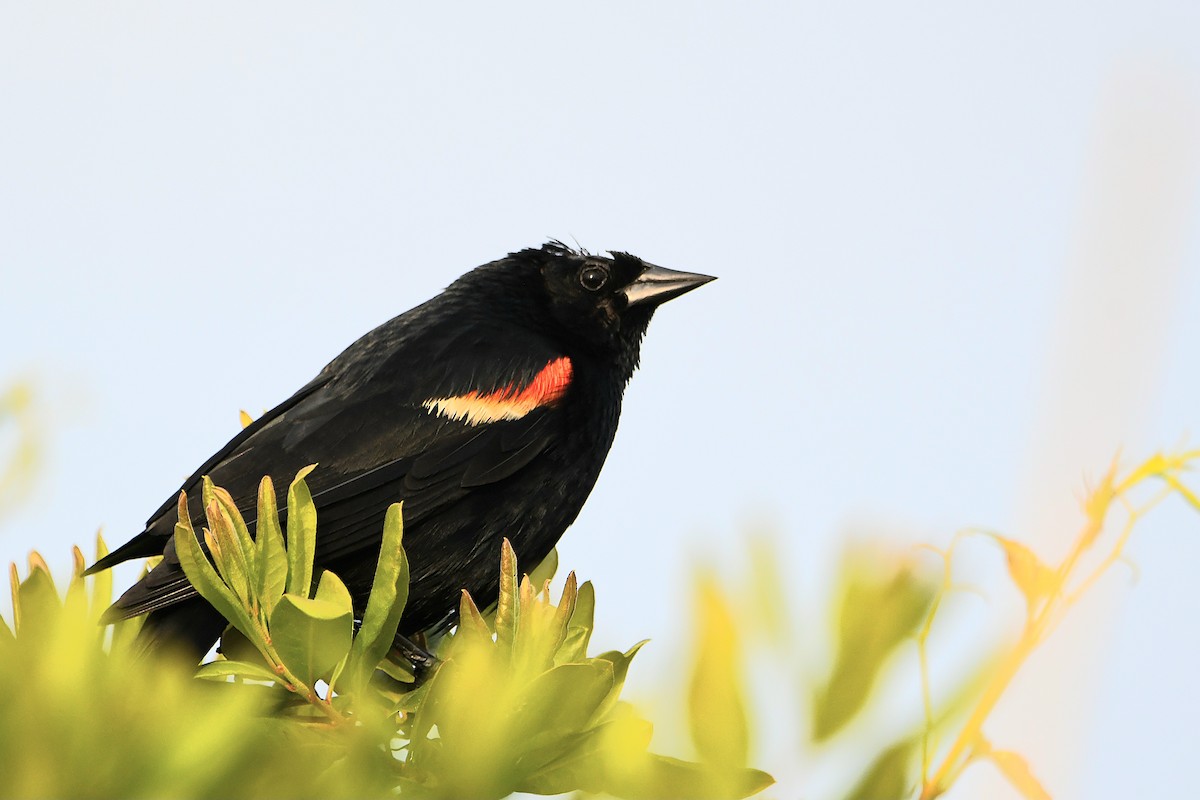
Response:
[[512, 661, 614, 741], [64, 545, 88, 621], [201, 475, 217, 519], [591, 640, 647, 724], [689, 580, 748, 771], [456, 589, 494, 648], [270, 593, 353, 687], [15, 557, 60, 638], [392, 674, 433, 712], [549, 571, 578, 651], [205, 498, 252, 605], [984, 747, 1051, 800], [212, 485, 257, 583], [510, 571, 577, 677], [405, 652, 459, 750], [195, 659, 283, 685], [377, 650, 417, 684], [556, 579, 595, 664], [172, 492, 258, 642], [988, 534, 1057, 615], [315, 570, 355, 688], [254, 476, 287, 617], [345, 502, 409, 692], [315, 570, 354, 615], [813, 545, 936, 740], [8, 562, 18, 632], [285, 465, 318, 598], [606, 754, 774, 800], [521, 716, 652, 795], [842, 737, 918, 800], [494, 539, 519, 655]]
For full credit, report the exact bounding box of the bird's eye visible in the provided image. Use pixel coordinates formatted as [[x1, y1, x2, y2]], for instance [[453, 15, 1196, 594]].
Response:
[[579, 265, 609, 292]]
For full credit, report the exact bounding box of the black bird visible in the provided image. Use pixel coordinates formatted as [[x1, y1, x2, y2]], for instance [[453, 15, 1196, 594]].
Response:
[[87, 243, 714, 660]]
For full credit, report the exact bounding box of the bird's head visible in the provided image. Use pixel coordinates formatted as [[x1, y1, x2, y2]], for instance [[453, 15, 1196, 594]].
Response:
[[513, 242, 715, 377], [441, 242, 713, 383]]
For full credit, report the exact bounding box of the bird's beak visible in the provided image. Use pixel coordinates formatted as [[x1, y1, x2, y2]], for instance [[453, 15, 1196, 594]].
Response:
[[622, 264, 717, 308]]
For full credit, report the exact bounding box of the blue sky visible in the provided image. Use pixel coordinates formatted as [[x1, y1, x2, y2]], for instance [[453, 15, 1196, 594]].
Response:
[[2, 3, 1199, 798]]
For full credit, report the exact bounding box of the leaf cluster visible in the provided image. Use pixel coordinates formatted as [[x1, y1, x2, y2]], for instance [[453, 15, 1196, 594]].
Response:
[[398, 543, 771, 799], [729, 539, 963, 800], [2, 467, 774, 800], [0, 540, 378, 799], [176, 468, 409, 723]]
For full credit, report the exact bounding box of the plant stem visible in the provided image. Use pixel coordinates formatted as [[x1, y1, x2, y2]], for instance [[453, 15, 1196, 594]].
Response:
[[919, 453, 1191, 799]]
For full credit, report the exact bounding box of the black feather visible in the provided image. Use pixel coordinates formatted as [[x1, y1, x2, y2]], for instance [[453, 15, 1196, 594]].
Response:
[[91, 243, 713, 659]]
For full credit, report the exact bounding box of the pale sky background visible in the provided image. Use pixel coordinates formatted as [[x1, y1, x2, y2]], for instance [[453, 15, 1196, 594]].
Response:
[[2, 3, 1200, 799]]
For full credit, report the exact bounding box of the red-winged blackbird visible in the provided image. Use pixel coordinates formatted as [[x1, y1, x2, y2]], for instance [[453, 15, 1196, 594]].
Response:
[[87, 242, 714, 660]]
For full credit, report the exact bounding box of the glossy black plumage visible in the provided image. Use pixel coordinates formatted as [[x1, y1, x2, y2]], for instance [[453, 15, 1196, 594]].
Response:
[[88, 243, 714, 659]]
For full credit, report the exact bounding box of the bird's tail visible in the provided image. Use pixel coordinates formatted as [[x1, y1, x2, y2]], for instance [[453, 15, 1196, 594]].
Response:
[[82, 532, 164, 576]]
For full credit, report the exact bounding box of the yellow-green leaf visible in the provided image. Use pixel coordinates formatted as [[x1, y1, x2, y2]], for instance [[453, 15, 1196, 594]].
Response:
[[195, 659, 282, 685], [990, 535, 1057, 612], [556, 580, 595, 665], [315, 570, 354, 688], [495, 539, 519, 655], [457, 589, 493, 648], [511, 661, 614, 741], [812, 545, 936, 740], [285, 465, 318, 598], [688, 579, 748, 771], [843, 737, 917, 800], [604, 753, 774, 800], [986, 748, 1051, 800], [173, 492, 257, 642], [377, 650, 417, 684], [315, 570, 353, 615], [205, 498, 251, 605], [270, 593, 352, 687], [64, 545, 88, 620], [212, 486, 256, 582], [15, 557, 60, 638], [255, 476, 287, 617], [9, 561, 20, 632], [550, 572, 578, 648], [591, 640, 647, 724], [345, 502, 409, 692]]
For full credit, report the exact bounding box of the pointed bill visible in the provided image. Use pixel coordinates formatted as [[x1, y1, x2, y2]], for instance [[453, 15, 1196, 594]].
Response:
[[622, 263, 716, 308]]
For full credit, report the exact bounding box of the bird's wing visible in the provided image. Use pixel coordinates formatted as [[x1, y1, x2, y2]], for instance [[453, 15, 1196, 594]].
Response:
[[101, 410, 561, 621], [309, 408, 559, 565], [101, 323, 572, 620]]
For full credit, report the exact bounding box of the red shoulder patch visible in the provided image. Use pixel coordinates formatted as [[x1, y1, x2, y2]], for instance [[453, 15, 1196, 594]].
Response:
[[423, 357, 574, 425]]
